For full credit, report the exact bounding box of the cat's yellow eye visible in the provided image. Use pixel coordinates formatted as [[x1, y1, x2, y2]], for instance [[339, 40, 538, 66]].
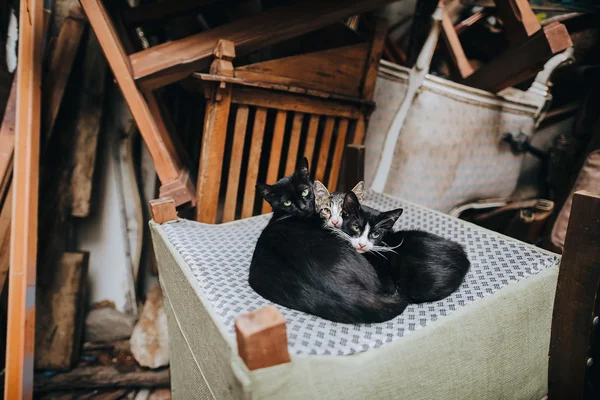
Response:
[[283, 200, 292, 206], [302, 188, 309, 197], [352, 225, 360, 232], [371, 232, 380, 239]]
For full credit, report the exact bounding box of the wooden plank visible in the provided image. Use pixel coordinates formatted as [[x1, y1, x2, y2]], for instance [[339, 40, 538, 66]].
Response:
[[122, 0, 224, 25], [261, 110, 287, 214], [70, 33, 107, 217], [241, 108, 267, 219], [149, 198, 177, 224], [223, 106, 250, 222], [352, 115, 365, 145], [129, 0, 398, 89], [303, 115, 320, 166], [0, 80, 16, 202], [235, 44, 370, 98], [461, 22, 572, 93], [35, 252, 89, 370], [196, 85, 233, 223], [440, 7, 474, 80], [232, 87, 361, 119], [5, 0, 44, 397], [548, 191, 600, 399], [328, 118, 349, 191], [494, 0, 541, 47], [80, 0, 194, 207], [235, 306, 291, 371], [42, 5, 87, 145], [361, 18, 387, 101], [315, 117, 335, 182], [284, 113, 304, 176], [0, 185, 13, 296]]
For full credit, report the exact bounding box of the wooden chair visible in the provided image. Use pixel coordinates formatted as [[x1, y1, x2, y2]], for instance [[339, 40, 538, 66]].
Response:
[[79, 0, 396, 207]]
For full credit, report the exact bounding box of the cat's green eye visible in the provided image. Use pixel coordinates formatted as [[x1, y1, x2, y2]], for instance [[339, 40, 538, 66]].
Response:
[[371, 232, 380, 239], [301, 188, 309, 197], [283, 200, 292, 206], [352, 225, 360, 232]]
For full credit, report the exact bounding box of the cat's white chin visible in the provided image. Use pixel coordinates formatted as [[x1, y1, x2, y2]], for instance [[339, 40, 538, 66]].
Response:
[[355, 248, 367, 254]]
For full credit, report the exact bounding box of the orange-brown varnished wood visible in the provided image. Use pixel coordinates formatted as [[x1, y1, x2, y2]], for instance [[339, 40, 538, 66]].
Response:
[[303, 115, 320, 166], [241, 108, 267, 219], [149, 198, 178, 224], [328, 118, 349, 191], [223, 106, 250, 222], [315, 117, 335, 182], [261, 110, 287, 213], [284, 113, 304, 176]]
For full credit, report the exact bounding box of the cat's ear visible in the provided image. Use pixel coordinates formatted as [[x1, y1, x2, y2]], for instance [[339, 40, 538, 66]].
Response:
[[313, 180, 330, 200], [296, 157, 310, 179], [256, 183, 273, 202], [378, 208, 403, 229], [351, 181, 365, 202], [342, 191, 361, 216]]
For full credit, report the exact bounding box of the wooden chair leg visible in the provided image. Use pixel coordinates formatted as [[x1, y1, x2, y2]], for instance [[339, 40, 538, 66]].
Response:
[[80, 0, 195, 207], [548, 191, 600, 399], [235, 306, 291, 371], [149, 197, 178, 224]]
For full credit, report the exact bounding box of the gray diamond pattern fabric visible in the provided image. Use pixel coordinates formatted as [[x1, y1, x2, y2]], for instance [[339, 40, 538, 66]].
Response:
[[161, 191, 560, 356]]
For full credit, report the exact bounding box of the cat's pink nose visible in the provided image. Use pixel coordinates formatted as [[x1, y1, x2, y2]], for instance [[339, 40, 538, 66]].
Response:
[[331, 218, 339, 226], [359, 243, 366, 248]]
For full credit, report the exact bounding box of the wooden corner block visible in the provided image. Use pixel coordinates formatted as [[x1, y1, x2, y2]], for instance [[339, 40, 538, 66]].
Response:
[[214, 40, 236, 61], [235, 306, 291, 371], [149, 197, 178, 224]]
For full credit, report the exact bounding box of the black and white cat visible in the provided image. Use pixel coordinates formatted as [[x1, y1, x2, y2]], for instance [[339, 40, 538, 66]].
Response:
[[313, 180, 364, 228], [339, 191, 471, 304], [249, 159, 408, 323]]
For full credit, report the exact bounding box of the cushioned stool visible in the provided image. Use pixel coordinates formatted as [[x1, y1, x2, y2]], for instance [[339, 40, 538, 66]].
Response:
[[146, 188, 600, 400]]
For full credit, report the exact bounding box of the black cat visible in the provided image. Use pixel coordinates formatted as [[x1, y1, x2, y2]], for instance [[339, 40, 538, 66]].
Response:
[[340, 192, 471, 304], [249, 159, 408, 323]]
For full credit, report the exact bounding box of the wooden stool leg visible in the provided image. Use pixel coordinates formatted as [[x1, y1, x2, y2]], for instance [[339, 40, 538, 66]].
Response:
[[549, 191, 600, 398], [80, 0, 195, 207], [235, 306, 291, 371]]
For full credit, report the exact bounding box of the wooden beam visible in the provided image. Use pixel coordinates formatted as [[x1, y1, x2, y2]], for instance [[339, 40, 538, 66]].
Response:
[[494, 0, 541, 47], [361, 18, 387, 101], [4, 0, 44, 398], [149, 198, 177, 224], [440, 7, 474, 80], [129, 0, 399, 89], [461, 22, 572, 93], [548, 191, 600, 399], [0, 80, 16, 203], [235, 306, 291, 371]]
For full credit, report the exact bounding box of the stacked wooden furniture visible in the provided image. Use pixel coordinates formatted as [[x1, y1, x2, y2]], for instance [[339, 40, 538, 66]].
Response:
[[79, 0, 393, 212]]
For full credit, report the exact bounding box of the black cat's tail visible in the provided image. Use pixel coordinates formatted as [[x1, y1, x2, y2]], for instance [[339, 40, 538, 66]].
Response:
[[313, 292, 410, 324]]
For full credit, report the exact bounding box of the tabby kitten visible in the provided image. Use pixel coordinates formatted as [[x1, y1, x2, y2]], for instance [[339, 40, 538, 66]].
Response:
[[249, 163, 408, 323], [313, 180, 364, 228], [340, 192, 471, 303]]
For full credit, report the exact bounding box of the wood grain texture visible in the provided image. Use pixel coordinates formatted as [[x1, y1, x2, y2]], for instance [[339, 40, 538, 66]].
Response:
[[129, 0, 398, 89], [303, 115, 320, 167], [70, 33, 107, 217], [0, 79, 16, 203], [440, 7, 474, 80], [548, 191, 600, 399], [232, 87, 361, 119], [241, 108, 267, 219], [284, 113, 304, 176], [149, 198, 177, 224], [235, 44, 370, 98], [0, 185, 13, 296], [42, 5, 87, 144], [235, 306, 291, 371], [315, 117, 335, 182], [196, 85, 232, 222], [261, 110, 287, 214], [361, 18, 387, 101], [461, 22, 572, 93], [328, 118, 349, 191], [5, 0, 44, 397], [223, 106, 249, 222], [35, 252, 89, 370], [81, 0, 194, 206]]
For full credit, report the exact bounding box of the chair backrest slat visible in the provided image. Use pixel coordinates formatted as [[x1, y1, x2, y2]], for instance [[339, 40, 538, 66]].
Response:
[[222, 105, 249, 223], [303, 115, 320, 164], [284, 112, 304, 176], [315, 117, 336, 182], [241, 107, 268, 219], [328, 118, 350, 192], [262, 110, 288, 214]]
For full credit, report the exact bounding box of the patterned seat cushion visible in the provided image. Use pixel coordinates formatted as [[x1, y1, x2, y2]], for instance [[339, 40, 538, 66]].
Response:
[[161, 191, 560, 356]]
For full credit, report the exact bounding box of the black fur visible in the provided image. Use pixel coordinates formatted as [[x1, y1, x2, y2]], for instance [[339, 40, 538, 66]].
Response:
[[249, 165, 408, 323]]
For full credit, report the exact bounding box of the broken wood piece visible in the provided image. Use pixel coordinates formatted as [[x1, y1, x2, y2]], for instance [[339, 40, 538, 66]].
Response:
[[85, 305, 136, 343], [494, 0, 541, 47], [128, 0, 400, 89], [71, 33, 108, 218], [213, 39, 236, 61], [149, 198, 177, 224], [235, 305, 291, 370], [461, 22, 572, 93], [130, 285, 169, 369], [5, 0, 44, 397], [35, 252, 89, 370], [42, 4, 87, 147], [440, 6, 474, 80]]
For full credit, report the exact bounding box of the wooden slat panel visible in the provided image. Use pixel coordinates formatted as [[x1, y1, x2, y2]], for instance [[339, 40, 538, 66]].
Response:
[[315, 117, 335, 182], [352, 115, 365, 145], [261, 111, 287, 214], [231, 87, 361, 119], [284, 113, 304, 176], [328, 118, 349, 191], [303, 115, 320, 167], [241, 108, 267, 219], [223, 106, 249, 222]]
